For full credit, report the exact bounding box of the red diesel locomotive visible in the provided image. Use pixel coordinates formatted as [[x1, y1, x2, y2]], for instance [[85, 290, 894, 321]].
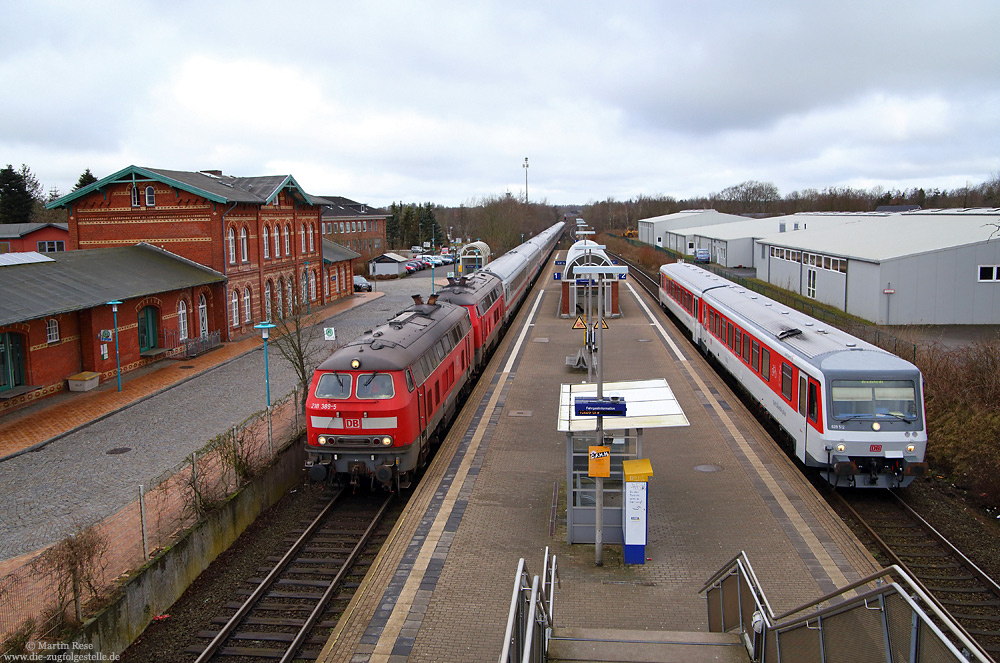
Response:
[[305, 222, 564, 489]]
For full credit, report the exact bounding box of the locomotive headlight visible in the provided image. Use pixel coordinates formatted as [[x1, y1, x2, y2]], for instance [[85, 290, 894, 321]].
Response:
[[351, 358, 361, 369], [836, 443, 846, 452], [872, 422, 881, 431], [317, 435, 328, 445], [381, 436, 393, 446], [907, 444, 915, 453]]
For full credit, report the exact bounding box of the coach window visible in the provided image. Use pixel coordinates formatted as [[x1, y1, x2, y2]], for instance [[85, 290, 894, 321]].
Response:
[[357, 373, 394, 399], [727, 323, 734, 349], [761, 348, 770, 381], [808, 381, 819, 422], [734, 329, 742, 358], [751, 341, 760, 371], [742, 334, 750, 362], [781, 364, 793, 401], [315, 373, 352, 399]]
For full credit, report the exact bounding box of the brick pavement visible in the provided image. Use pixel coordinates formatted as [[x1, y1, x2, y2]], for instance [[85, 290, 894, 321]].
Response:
[[318, 257, 880, 662]]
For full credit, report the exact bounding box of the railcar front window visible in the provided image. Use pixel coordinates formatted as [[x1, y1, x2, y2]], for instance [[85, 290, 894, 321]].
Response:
[[831, 380, 918, 420], [316, 373, 352, 399], [357, 373, 394, 399]]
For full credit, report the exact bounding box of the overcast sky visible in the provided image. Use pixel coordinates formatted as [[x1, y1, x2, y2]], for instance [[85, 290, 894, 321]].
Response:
[[3, 1, 1000, 207]]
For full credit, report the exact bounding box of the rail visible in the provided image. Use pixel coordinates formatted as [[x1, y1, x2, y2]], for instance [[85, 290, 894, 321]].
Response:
[[499, 547, 559, 663], [702, 551, 993, 662]]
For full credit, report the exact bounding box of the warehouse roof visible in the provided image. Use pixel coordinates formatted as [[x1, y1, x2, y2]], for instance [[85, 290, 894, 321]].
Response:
[[671, 212, 880, 242], [0, 244, 225, 326], [757, 208, 1000, 262]]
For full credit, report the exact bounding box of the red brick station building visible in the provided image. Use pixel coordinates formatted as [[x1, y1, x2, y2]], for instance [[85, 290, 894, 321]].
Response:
[[0, 166, 361, 416]]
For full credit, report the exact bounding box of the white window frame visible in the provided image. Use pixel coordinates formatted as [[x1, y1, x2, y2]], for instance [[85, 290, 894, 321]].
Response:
[[309, 224, 315, 252], [263, 226, 270, 258], [265, 282, 273, 320], [46, 318, 59, 343], [240, 227, 248, 262], [145, 186, 155, 206], [228, 228, 236, 263], [284, 225, 291, 255], [231, 291, 239, 326], [178, 300, 189, 341], [301, 226, 307, 253], [244, 287, 251, 322], [310, 271, 317, 300], [978, 265, 999, 282], [274, 226, 281, 257], [199, 294, 209, 337], [131, 186, 140, 207]]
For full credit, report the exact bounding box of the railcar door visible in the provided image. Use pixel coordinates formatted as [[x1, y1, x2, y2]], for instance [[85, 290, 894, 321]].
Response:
[[417, 387, 427, 434]]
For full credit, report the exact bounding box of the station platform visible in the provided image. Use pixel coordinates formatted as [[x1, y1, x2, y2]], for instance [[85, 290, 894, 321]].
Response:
[[317, 254, 881, 662]]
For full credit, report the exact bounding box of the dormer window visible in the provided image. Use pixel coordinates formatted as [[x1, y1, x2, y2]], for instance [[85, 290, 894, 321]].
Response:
[[145, 186, 155, 206]]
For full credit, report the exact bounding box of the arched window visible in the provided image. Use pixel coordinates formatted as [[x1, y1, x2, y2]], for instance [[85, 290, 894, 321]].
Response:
[[145, 186, 155, 206], [274, 226, 281, 257], [199, 294, 208, 337], [130, 186, 139, 207], [228, 228, 236, 263], [276, 278, 284, 318], [231, 291, 239, 326], [178, 300, 189, 341], [46, 318, 59, 343], [301, 226, 306, 253], [243, 287, 251, 322], [284, 225, 290, 255], [286, 280, 293, 316], [308, 224, 315, 252], [323, 269, 329, 297], [302, 270, 308, 305], [263, 226, 270, 259], [240, 227, 248, 262], [309, 271, 316, 300], [265, 282, 273, 320]]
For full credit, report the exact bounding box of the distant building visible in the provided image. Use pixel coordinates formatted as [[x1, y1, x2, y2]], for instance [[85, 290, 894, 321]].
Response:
[[48, 166, 354, 341], [318, 196, 388, 266], [0, 223, 69, 254], [754, 208, 1000, 324], [0, 245, 225, 415], [637, 210, 745, 250]]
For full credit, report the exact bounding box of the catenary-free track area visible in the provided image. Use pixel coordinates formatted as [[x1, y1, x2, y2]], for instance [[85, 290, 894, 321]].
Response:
[[317, 252, 881, 662]]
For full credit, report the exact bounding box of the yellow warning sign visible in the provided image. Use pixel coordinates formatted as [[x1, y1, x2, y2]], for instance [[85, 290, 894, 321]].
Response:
[[572, 316, 587, 329], [592, 318, 609, 330]]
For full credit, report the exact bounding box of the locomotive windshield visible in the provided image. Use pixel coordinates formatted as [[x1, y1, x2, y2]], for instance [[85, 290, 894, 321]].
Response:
[[830, 379, 918, 420], [357, 373, 395, 399], [315, 373, 352, 399]]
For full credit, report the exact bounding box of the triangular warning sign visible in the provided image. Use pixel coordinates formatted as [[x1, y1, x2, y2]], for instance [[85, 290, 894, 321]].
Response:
[[592, 318, 609, 329], [572, 316, 587, 329]]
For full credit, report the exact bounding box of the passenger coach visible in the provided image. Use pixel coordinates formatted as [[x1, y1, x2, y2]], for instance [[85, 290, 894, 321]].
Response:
[[659, 262, 927, 488]]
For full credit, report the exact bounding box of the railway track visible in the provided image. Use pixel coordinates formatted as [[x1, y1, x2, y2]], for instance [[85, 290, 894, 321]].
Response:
[[188, 490, 396, 662], [830, 489, 1000, 659]]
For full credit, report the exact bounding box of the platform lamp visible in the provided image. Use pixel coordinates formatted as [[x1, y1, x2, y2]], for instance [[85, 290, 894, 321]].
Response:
[[254, 321, 277, 454], [106, 300, 123, 392]]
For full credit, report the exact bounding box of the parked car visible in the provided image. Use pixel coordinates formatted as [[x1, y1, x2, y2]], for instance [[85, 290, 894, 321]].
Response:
[[407, 260, 423, 271], [693, 248, 711, 264], [404, 263, 417, 274], [353, 275, 373, 292]]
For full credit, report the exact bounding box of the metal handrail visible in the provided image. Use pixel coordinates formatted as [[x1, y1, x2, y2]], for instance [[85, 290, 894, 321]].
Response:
[[499, 548, 558, 663], [702, 552, 993, 663]]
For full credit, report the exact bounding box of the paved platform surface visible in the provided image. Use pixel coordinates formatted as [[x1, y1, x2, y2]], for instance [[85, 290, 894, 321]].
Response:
[[318, 254, 881, 662]]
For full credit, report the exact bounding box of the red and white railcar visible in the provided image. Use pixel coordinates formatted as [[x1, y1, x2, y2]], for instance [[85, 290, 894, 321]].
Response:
[[659, 262, 927, 488]]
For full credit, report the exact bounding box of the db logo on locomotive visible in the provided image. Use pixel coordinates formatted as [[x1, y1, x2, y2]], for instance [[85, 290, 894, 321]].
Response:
[[870, 444, 882, 452], [346, 419, 361, 429]]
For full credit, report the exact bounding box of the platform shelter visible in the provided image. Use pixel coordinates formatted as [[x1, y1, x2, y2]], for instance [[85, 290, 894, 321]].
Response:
[[458, 240, 490, 274], [557, 378, 688, 544], [559, 239, 622, 318]]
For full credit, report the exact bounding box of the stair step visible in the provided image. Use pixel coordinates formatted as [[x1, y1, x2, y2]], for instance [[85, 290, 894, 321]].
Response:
[[547, 628, 747, 663]]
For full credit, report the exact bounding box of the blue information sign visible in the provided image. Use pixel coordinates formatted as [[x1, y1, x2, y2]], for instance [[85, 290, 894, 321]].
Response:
[[574, 397, 627, 417], [555, 260, 566, 265], [618, 273, 627, 279], [575, 278, 596, 286], [553, 272, 562, 280]]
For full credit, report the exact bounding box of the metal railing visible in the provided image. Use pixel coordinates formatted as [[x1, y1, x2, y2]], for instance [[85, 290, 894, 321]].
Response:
[[181, 330, 222, 358], [702, 551, 992, 662], [499, 547, 560, 663]]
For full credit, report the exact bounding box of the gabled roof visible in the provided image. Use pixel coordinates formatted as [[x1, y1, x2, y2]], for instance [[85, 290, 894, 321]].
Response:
[[0, 243, 225, 326], [0, 222, 69, 238], [317, 195, 388, 219], [47, 166, 320, 209], [321, 238, 361, 264]]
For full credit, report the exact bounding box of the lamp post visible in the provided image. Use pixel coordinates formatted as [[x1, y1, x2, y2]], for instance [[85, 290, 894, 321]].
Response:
[[107, 300, 123, 392], [431, 225, 436, 295], [254, 322, 277, 454], [523, 157, 529, 203]]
